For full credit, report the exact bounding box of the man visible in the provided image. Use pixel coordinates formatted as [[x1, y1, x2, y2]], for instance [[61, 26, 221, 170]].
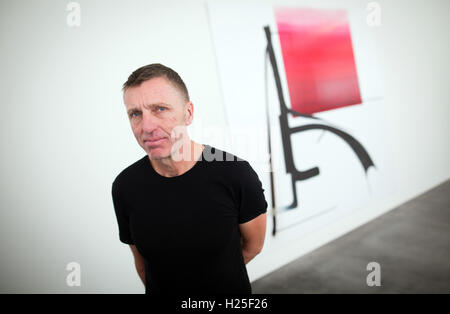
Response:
[[111, 63, 268, 294]]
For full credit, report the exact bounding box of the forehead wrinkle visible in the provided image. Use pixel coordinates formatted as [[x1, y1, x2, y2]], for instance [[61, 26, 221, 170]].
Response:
[[126, 102, 171, 115], [124, 78, 182, 111], [143, 102, 170, 109]]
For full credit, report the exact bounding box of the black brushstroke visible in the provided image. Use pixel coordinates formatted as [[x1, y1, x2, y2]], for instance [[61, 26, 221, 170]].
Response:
[[263, 25, 376, 235]]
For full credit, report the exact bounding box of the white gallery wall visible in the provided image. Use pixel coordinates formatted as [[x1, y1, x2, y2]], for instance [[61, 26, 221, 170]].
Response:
[[0, 0, 449, 293]]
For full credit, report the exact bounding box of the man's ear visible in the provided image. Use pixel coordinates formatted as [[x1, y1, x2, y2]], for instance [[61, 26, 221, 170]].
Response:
[[184, 101, 194, 125]]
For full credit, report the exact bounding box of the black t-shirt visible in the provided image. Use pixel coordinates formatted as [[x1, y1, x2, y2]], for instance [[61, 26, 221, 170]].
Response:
[[111, 144, 268, 294]]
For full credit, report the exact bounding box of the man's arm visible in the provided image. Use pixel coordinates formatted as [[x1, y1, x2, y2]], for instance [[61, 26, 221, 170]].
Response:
[[239, 213, 267, 264], [129, 244, 146, 286]]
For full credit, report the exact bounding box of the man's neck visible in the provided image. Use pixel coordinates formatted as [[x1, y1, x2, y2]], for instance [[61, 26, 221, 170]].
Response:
[[149, 141, 205, 178]]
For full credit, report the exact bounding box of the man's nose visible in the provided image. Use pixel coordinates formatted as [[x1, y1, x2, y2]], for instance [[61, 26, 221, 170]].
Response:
[[141, 112, 159, 134]]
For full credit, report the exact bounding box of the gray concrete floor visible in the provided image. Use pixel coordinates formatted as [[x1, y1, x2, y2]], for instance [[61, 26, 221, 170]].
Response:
[[252, 179, 450, 293]]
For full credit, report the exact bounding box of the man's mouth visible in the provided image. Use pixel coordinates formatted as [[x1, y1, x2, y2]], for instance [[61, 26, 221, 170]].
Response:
[[144, 138, 167, 145]]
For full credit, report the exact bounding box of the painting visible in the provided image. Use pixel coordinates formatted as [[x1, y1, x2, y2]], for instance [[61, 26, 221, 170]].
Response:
[[207, 3, 395, 241]]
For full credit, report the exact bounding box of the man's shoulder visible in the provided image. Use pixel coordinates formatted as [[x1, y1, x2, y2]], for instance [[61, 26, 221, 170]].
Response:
[[203, 145, 246, 163], [202, 145, 252, 175], [112, 155, 148, 187]]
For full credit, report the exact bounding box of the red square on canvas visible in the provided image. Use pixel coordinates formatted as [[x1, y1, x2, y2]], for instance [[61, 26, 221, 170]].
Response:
[[275, 8, 362, 115]]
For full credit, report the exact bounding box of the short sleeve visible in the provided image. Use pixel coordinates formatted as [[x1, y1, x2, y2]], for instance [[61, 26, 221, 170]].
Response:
[[237, 161, 268, 224], [111, 180, 135, 244]]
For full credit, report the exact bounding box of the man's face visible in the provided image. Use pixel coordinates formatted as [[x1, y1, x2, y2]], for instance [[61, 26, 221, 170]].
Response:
[[123, 77, 193, 160]]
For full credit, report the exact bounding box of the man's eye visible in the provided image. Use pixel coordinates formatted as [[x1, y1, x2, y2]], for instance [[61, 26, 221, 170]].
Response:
[[130, 112, 141, 117], [157, 106, 166, 112]]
